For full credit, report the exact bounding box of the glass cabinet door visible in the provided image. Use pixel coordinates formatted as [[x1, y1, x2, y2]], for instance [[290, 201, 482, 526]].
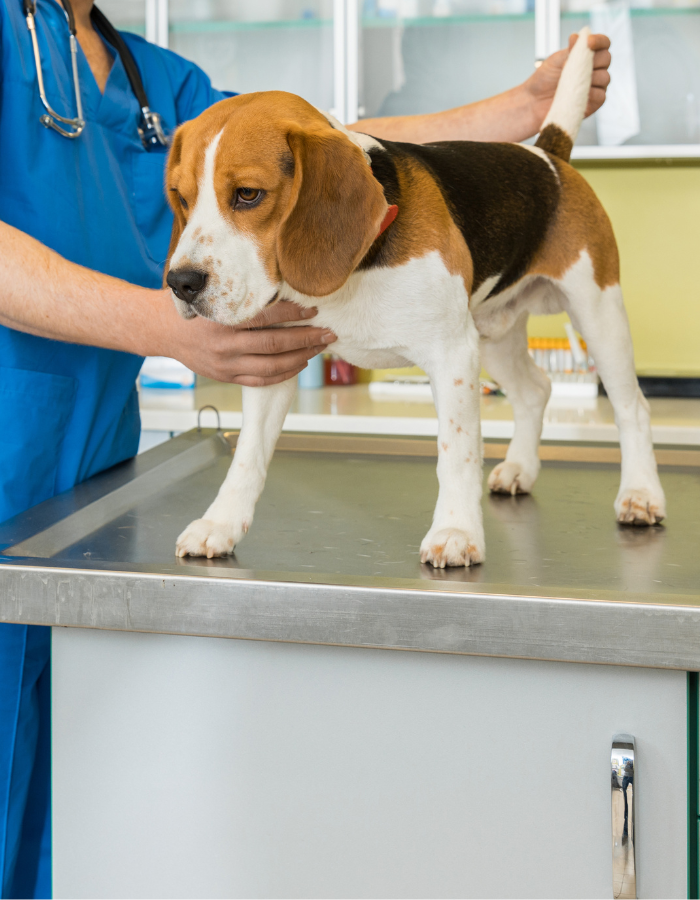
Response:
[[355, 0, 536, 122], [167, 0, 335, 110], [562, 0, 700, 149], [99, 0, 147, 36], [102, 0, 698, 154]]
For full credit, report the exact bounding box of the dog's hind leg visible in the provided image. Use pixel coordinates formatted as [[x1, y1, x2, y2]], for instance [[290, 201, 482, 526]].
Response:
[[481, 311, 552, 495], [560, 258, 665, 525], [176, 377, 297, 557]]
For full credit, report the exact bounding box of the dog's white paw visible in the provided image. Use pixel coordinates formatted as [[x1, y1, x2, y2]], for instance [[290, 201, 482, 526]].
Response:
[[176, 518, 243, 558], [488, 460, 538, 496], [420, 527, 484, 568], [615, 488, 666, 526]]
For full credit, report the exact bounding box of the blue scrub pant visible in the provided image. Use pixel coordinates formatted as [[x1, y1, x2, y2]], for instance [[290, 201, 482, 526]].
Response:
[[0, 624, 51, 900]]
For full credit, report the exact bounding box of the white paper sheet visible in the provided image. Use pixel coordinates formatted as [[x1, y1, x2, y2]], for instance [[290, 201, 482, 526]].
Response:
[[590, 0, 641, 146]]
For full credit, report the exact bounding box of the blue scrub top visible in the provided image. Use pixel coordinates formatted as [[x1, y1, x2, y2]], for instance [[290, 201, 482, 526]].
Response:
[[0, 0, 227, 523]]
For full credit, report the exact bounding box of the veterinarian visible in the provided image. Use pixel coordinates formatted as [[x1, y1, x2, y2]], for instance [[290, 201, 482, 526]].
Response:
[[0, 0, 611, 895]]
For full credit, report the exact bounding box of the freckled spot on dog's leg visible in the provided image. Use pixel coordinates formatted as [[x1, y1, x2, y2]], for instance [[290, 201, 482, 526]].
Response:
[[193, 227, 201, 239], [470, 384, 474, 390], [441, 442, 449, 452], [454, 378, 463, 386], [456, 425, 463, 433], [449, 418, 454, 425]]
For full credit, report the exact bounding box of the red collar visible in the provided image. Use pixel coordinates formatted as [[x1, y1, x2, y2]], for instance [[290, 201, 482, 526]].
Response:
[[376, 204, 398, 238]]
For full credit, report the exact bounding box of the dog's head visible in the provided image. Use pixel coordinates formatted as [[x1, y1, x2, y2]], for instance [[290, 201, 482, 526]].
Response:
[[164, 91, 388, 325]]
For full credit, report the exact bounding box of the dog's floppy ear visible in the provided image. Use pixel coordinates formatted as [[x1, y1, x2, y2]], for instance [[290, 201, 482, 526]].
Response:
[[163, 127, 186, 288], [277, 129, 388, 297]]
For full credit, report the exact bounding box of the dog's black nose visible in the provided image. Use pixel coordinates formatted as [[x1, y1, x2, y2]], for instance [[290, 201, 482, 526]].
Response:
[[167, 268, 208, 303]]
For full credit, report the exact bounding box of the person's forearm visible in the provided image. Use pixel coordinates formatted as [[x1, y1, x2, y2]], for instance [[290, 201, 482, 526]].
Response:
[[349, 33, 612, 145], [0, 220, 339, 387], [0, 219, 170, 356], [349, 83, 539, 144]]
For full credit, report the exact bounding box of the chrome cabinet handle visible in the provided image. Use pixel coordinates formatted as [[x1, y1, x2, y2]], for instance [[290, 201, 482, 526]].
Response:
[[612, 734, 637, 899]]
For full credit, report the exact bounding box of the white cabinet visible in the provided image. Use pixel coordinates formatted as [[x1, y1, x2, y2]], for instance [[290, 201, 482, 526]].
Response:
[[101, 0, 700, 158], [52, 627, 688, 899]]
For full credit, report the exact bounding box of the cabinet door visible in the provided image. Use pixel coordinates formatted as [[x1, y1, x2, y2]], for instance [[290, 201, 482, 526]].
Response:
[[561, 1, 700, 148], [98, 0, 147, 36], [356, 0, 536, 121], [166, 0, 335, 111], [53, 628, 688, 899]]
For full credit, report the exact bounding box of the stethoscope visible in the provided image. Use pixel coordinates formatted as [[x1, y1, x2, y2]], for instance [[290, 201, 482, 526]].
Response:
[[23, 0, 168, 149]]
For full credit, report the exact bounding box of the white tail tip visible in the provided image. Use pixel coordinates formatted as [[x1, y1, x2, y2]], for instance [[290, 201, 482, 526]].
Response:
[[540, 27, 594, 145]]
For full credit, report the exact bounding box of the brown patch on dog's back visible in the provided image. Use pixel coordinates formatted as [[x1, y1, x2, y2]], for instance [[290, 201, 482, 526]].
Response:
[[529, 159, 619, 288], [360, 151, 474, 292], [370, 140, 560, 298]]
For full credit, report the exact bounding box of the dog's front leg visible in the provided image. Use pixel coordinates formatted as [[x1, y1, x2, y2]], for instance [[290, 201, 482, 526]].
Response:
[[419, 320, 485, 568], [176, 378, 297, 558]]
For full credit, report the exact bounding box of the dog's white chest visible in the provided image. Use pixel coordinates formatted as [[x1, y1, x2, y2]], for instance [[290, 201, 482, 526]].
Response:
[[285, 252, 471, 370]]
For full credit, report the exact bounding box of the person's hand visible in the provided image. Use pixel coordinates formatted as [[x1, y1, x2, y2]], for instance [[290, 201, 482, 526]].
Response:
[[524, 32, 612, 132], [162, 297, 337, 387]]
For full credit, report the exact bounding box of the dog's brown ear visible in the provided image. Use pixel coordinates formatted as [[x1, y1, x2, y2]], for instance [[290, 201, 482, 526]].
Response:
[[277, 130, 387, 297], [163, 127, 186, 287]]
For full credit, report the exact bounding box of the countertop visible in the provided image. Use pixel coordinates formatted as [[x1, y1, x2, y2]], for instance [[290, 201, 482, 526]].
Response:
[[139, 381, 700, 444]]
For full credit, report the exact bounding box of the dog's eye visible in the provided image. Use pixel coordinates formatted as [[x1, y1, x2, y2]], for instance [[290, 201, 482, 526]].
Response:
[[234, 188, 264, 208], [170, 189, 188, 211]]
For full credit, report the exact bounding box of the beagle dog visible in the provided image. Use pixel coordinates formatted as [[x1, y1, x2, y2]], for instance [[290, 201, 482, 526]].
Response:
[[165, 28, 665, 567]]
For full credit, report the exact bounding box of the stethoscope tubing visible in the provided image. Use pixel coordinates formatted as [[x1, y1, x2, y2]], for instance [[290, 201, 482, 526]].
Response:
[[24, 0, 85, 138]]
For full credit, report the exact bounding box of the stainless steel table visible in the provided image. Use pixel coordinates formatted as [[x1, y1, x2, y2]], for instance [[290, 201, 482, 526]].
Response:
[[1, 430, 699, 899]]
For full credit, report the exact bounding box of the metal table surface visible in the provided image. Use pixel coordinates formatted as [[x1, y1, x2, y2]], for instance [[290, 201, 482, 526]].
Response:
[[1, 429, 699, 669]]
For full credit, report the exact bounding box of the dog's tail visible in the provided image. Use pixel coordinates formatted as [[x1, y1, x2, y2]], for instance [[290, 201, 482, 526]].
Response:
[[535, 27, 594, 163]]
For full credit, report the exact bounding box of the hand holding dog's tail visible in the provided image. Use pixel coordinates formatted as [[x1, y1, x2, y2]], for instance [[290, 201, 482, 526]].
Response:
[[535, 27, 594, 162]]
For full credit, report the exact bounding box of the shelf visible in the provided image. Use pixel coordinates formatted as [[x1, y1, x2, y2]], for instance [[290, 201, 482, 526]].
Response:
[[169, 18, 332, 34], [562, 4, 700, 16], [167, 12, 535, 34], [362, 11, 534, 25], [114, 23, 145, 35], [572, 144, 700, 161]]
